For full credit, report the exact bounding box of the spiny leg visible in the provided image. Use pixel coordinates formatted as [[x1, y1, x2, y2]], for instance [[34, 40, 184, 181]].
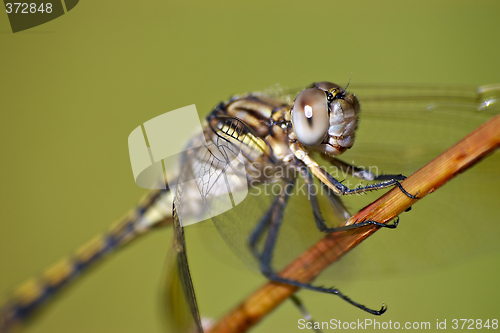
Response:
[[314, 164, 418, 198], [248, 199, 277, 260], [249, 181, 344, 321], [254, 180, 387, 315], [248, 181, 327, 322], [321, 156, 407, 183], [319, 158, 414, 212], [319, 181, 351, 220], [294, 149, 418, 199], [298, 165, 399, 233]]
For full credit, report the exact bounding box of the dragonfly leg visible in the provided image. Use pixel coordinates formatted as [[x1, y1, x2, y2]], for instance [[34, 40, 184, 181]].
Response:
[[248, 178, 295, 260], [319, 181, 352, 221], [248, 202, 276, 260], [322, 158, 416, 205], [321, 156, 378, 181], [299, 165, 399, 233], [317, 164, 418, 198], [256, 180, 387, 315], [322, 156, 408, 182], [294, 150, 419, 199]]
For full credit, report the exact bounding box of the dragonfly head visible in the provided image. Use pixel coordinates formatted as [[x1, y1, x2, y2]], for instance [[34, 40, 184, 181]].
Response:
[[290, 81, 360, 156]]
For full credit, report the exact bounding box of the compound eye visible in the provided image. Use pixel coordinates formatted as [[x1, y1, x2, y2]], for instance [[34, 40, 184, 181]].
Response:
[[292, 88, 329, 146]]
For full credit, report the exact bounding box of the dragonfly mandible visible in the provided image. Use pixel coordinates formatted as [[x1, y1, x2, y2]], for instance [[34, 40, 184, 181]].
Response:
[[0, 82, 499, 333]]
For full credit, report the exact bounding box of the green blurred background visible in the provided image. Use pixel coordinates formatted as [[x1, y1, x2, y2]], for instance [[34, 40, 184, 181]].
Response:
[[1, 1, 499, 332]]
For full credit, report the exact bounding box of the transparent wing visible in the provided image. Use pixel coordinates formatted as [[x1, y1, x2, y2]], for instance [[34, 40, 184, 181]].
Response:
[[162, 117, 269, 332], [163, 208, 203, 333], [346, 83, 498, 173], [320, 83, 500, 281], [163, 143, 204, 333], [162, 132, 236, 332]]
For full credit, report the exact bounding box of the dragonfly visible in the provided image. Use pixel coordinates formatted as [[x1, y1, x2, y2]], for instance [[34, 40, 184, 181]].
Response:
[[0, 82, 499, 333]]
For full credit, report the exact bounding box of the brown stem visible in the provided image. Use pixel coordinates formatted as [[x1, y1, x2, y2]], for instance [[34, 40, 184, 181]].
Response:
[[207, 114, 500, 333]]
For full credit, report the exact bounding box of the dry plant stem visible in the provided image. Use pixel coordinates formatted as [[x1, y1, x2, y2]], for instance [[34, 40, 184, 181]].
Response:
[[207, 114, 500, 333]]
